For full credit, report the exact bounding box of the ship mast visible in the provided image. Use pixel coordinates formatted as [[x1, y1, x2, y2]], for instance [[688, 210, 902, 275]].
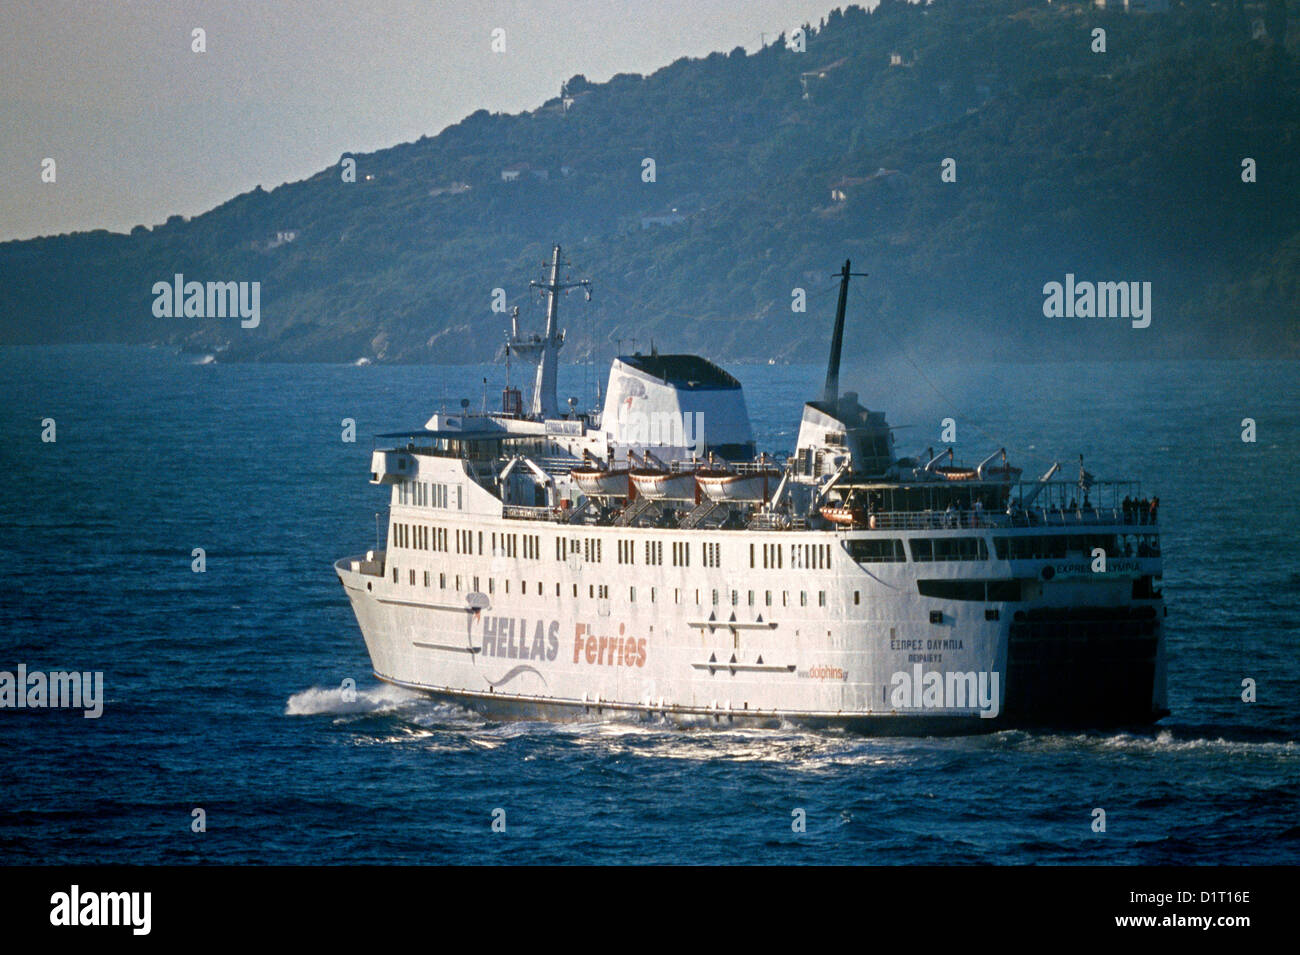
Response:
[[525, 244, 591, 418], [822, 259, 868, 405]]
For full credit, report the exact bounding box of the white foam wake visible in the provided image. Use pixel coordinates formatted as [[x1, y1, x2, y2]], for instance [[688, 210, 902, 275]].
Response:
[[285, 683, 419, 717]]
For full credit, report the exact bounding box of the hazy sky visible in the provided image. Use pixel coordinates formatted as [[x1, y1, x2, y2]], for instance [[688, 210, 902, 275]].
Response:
[[1, 0, 858, 242]]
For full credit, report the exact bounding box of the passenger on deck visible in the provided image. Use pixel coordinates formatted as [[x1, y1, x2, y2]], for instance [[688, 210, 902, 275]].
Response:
[[1149, 497, 1159, 524]]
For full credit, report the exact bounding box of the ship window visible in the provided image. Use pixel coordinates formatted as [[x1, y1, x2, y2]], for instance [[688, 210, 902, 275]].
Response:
[[782, 592, 788, 607], [555, 582, 560, 596], [477, 531, 482, 554], [424, 571, 430, 587], [911, 537, 988, 561], [629, 587, 635, 602], [853, 591, 860, 605], [916, 579, 1022, 602], [392, 568, 398, 583], [765, 591, 772, 607], [409, 569, 416, 585], [731, 590, 738, 606], [537, 581, 541, 594], [847, 538, 905, 563], [749, 544, 755, 568], [455, 575, 461, 591], [800, 592, 807, 607], [651, 587, 656, 603], [589, 585, 595, 598], [489, 579, 495, 594], [986, 580, 1022, 602], [473, 576, 479, 591], [748, 591, 754, 607], [674, 588, 680, 604], [712, 589, 719, 606], [573, 584, 578, 598], [918, 580, 985, 601], [818, 591, 826, 607]]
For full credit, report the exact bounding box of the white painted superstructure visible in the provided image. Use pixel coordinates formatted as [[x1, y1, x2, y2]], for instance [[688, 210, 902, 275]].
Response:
[[336, 250, 1168, 732]]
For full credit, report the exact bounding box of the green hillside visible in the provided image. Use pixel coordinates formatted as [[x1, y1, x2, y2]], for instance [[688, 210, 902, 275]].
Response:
[[2, 0, 1297, 363]]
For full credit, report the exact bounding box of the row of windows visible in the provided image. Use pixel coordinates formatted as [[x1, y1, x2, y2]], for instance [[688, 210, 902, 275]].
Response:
[[487, 531, 541, 559], [993, 533, 1161, 560], [391, 522, 450, 553], [790, 542, 832, 570], [398, 481, 457, 509], [386, 567, 840, 609], [399, 526, 1162, 568]]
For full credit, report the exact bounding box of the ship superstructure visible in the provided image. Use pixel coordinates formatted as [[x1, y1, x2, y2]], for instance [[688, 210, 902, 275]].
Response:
[[335, 247, 1167, 732]]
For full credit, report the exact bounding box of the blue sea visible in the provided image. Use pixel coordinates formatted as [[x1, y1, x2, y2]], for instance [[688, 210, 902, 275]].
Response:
[[2, 345, 1297, 864]]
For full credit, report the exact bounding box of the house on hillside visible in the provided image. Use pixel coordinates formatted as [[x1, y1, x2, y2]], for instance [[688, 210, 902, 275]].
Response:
[[501, 163, 529, 182], [1095, 0, 1169, 10], [640, 209, 687, 229], [799, 57, 847, 99], [830, 168, 903, 202], [428, 182, 471, 198]]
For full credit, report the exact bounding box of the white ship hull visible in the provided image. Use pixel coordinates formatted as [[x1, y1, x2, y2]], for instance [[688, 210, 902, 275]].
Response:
[[336, 507, 1167, 733]]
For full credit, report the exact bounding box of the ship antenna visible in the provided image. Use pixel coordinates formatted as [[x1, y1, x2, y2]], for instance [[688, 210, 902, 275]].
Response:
[[823, 259, 868, 405], [527, 244, 591, 418]]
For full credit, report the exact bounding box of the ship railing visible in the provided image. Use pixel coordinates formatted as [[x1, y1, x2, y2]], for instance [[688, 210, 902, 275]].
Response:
[[857, 506, 1155, 532], [502, 504, 565, 522]]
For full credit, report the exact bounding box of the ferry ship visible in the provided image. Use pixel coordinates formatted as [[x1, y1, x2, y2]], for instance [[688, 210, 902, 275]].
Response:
[[335, 246, 1168, 733]]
